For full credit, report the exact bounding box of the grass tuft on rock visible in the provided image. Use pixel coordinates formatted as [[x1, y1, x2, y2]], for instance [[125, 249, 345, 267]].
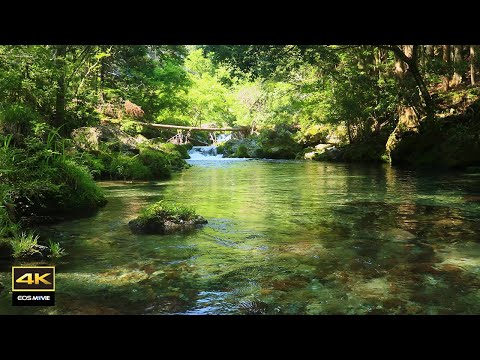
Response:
[[10, 232, 40, 259], [138, 201, 198, 224], [129, 200, 207, 234]]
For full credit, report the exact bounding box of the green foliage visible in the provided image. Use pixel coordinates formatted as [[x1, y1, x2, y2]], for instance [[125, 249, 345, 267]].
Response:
[[154, 143, 190, 167], [48, 240, 67, 258], [54, 159, 106, 210], [389, 118, 480, 168], [0, 104, 41, 136], [138, 147, 171, 179], [0, 127, 106, 224], [10, 232, 40, 258], [108, 154, 152, 180], [138, 200, 197, 224], [75, 152, 105, 178]]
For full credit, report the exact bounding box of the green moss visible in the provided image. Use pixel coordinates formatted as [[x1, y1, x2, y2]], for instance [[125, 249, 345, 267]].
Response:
[[389, 120, 480, 168], [138, 200, 197, 224], [129, 200, 207, 234], [54, 159, 106, 210]]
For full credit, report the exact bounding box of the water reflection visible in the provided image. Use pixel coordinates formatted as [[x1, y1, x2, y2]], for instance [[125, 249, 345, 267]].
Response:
[[0, 161, 479, 314]]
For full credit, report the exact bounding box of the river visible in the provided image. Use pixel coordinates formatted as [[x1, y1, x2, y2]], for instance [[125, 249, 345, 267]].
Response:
[[1, 158, 480, 314]]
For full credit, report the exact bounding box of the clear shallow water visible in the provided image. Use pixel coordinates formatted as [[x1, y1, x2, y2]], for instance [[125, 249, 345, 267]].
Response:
[[1, 160, 480, 314]]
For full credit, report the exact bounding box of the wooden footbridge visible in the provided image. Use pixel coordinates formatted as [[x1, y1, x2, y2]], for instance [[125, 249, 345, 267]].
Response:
[[103, 119, 252, 145]]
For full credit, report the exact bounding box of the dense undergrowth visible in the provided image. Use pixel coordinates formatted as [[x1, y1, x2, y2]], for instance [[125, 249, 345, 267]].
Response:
[[0, 112, 189, 262]]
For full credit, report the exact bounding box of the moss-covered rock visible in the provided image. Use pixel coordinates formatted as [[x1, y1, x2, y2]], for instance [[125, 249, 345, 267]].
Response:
[[312, 141, 388, 163], [388, 114, 480, 168], [219, 125, 303, 159], [129, 200, 208, 235], [7, 159, 107, 226], [72, 125, 143, 154], [72, 125, 189, 181]]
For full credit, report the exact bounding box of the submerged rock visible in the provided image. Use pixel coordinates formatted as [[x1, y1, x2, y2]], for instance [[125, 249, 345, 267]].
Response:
[[129, 215, 208, 235], [384, 228, 416, 242]]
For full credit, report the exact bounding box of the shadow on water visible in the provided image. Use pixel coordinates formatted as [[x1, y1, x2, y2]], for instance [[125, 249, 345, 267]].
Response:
[[1, 161, 480, 314]]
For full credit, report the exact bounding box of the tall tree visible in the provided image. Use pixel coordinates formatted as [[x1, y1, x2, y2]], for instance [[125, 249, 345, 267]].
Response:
[[442, 45, 451, 91], [452, 45, 464, 86], [470, 45, 477, 85], [54, 45, 67, 129], [385, 45, 435, 122]]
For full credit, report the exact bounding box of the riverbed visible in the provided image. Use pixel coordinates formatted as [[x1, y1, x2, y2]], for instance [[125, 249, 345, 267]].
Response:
[[1, 159, 480, 314]]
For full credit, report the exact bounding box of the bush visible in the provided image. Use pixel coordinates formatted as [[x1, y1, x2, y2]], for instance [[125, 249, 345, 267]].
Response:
[[234, 144, 249, 158], [109, 153, 152, 180], [155, 143, 190, 167], [138, 148, 171, 179], [53, 159, 106, 211], [295, 124, 330, 147], [173, 144, 191, 159], [75, 152, 106, 179], [0, 104, 41, 136], [1, 131, 107, 224]]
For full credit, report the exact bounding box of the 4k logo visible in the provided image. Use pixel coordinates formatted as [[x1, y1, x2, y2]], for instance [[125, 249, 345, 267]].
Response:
[[12, 267, 55, 291]]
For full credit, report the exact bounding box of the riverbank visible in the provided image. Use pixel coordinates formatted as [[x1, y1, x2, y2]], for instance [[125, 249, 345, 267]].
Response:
[[0, 123, 190, 262], [218, 85, 480, 170]]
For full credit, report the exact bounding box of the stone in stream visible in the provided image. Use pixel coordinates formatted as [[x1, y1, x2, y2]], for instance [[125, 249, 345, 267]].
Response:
[[128, 200, 208, 235], [129, 215, 208, 235], [384, 228, 416, 242]]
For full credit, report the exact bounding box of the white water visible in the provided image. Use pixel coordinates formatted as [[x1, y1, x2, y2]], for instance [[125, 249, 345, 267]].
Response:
[[188, 146, 224, 160], [216, 133, 232, 143]]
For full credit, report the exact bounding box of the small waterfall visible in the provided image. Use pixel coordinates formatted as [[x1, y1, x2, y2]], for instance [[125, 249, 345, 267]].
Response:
[[216, 133, 232, 143], [188, 146, 224, 160]]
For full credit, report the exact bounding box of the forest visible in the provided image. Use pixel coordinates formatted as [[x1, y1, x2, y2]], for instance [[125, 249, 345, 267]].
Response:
[[1, 45, 480, 315]]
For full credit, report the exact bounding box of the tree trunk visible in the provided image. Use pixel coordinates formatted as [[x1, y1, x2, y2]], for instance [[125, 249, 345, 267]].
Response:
[[388, 45, 435, 122], [442, 45, 451, 91], [470, 45, 477, 85], [54, 45, 67, 129], [394, 53, 406, 79], [408, 61, 435, 121], [100, 45, 107, 102], [426, 45, 434, 57], [452, 45, 463, 86], [346, 119, 353, 144]]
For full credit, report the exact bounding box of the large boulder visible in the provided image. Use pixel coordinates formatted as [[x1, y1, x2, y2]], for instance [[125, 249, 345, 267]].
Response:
[[72, 125, 141, 154]]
